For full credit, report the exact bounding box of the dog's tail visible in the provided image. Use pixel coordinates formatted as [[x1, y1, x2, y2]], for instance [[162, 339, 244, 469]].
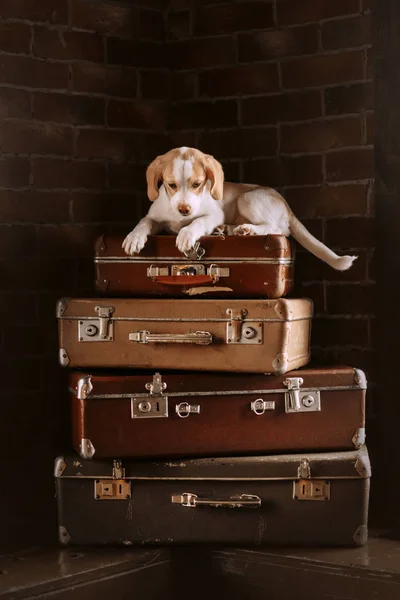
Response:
[[289, 213, 357, 271]]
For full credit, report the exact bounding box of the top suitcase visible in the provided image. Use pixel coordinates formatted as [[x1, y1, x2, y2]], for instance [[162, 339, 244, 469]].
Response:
[[94, 234, 295, 299]]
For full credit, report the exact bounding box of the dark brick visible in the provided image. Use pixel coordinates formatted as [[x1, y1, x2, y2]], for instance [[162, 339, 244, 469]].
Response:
[[32, 159, 106, 190], [0, 191, 70, 223], [326, 217, 375, 248], [327, 283, 376, 315], [107, 100, 166, 130], [70, 1, 138, 36], [76, 128, 169, 161], [0, 225, 36, 257], [366, 112, 374, 144], [0, 55, 69, 89], [311, 347, 376, 381], [220, 161, 240, 183], [243, 155, 323, 187], [108, 163, 147, 191], [169, 100, 238, 130], [141, 69, 171, 99], [169, 37, 236, 70], [140, 8, 165, 41], [291, 282, 325, 314], [277, 0, 360, 26], [0, 0, 68, 24], [0, 158, 30, 188], [168, 130, 199, 148], [107, 38, 164, 68], [0, 22, 31, 54], [0, 257, 77, 292], [366, 46, 373, 78], [200, 64, 279, 97], [0, 88, 31, 119], [72, 63, 138, 98], [195, 2, 274, 36], [0, 358, 42, 391], [33, 27, 104, 62], [0, 120, 73, 155], [0, 292, 38, 323], [282, 51, 363, 89], [281, 117, 362, 153], [34, 93, 105, 126], [322, 14, 371, 51], [71, 192, 140, 223], [239, 25, 318, 62], [168, 10, 191, 41], [326, 148, 374, 181], [172, 72, 197, 100], [4, 324, 55, 357], [242, 90, 321, 125], [295, 249, 367, 283], [284, 184, 369, 218], [199, 127, 277, 160], [312, 317, 369, 347], [36, 224, 105, 258], [325, 82, 373, 115]]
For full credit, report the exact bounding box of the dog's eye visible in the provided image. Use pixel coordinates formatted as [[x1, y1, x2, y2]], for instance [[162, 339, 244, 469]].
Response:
[[168, 182, 177, 190], [192, 182, 201, 189]]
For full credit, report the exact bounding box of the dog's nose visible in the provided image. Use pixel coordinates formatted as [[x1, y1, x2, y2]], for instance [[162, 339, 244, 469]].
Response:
[[178, 204, 191, 216]]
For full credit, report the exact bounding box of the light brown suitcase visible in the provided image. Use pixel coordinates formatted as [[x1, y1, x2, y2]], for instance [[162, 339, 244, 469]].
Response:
[[94, 234, 295, 299], [69, 367, 366, 460], [57, 298, 313, 374]]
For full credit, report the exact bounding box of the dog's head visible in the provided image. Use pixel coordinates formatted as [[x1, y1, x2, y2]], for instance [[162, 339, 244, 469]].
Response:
[[146, 147, 224, 218]]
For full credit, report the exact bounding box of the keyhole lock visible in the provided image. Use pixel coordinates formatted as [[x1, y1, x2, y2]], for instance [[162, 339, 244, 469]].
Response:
[[138, 401, 152, 413], [302, 395, 315, 408], [84, 324, 98, 337], [242, 327, 256, 339]]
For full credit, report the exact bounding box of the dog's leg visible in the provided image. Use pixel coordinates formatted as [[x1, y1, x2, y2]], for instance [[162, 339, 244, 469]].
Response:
[[176, 214, 223, 253], [233, 191, 288, 237], [233, 223, 277, 236], [122, 217, 163, 255]]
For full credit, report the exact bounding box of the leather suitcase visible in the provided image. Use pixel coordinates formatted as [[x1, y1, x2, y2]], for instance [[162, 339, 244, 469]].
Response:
[[57, 297, 312, 374], [70, 367, 366, 460], [94, 234, 295, 299], [54, 446, 371, 547]]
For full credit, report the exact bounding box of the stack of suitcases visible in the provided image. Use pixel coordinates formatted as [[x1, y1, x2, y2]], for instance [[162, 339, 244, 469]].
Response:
[[55, 233, 370, 547]]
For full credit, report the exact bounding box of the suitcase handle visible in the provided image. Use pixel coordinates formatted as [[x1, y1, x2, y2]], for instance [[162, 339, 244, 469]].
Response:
[[128, 330, 213, 345], [151, 274, 219, 286], [172, 493, 261, 508]]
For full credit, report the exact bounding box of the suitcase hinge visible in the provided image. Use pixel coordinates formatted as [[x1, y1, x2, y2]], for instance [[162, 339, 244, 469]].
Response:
[[226, 308, 262, 344], [94, 460, 131, 500], [79, 438, 95, 459], [76, 375, 93, 400], [78, 305, 114, 342], [283, 377, 321, 413], [131, 373, 169, 419]]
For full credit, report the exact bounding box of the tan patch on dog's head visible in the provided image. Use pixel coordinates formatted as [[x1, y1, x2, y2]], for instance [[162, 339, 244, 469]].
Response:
[[145, 147, 224, 201]]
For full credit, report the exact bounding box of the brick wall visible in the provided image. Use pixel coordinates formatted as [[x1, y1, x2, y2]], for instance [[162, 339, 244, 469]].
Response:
[[168, 0, 375, 412], [0, 0, 169, 547]]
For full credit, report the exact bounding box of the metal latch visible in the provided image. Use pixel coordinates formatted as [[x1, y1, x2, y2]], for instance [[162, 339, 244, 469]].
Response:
[[94, 460, 131, 500], [131, 373, 168, 419], [250, 398, 275, 415], [172, 493, 261, 508], [226, 308, 262, 344], [147, 265, 169, 277], [293, 480, 331, 501], [175, 402, 200, 418], [183, 241, 205, 260], [283, 377, 321, 413], [78, 305, 114, 342]]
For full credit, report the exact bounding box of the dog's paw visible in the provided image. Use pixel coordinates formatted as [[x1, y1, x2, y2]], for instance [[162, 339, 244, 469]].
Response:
[[176, 228, 198, 254], [122, 231, 147, 255], [233, 224, 257, 236]]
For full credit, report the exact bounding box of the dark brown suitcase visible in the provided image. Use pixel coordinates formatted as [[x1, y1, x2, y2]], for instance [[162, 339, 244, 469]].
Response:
[[94, 234, 295, 298], [57, 297, 312, 374], [69, 367, 366, 460], [54, 446, 371, 547]]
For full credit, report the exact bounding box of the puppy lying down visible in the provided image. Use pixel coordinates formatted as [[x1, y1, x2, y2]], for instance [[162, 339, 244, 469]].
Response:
[[123, 147, 356, 271]]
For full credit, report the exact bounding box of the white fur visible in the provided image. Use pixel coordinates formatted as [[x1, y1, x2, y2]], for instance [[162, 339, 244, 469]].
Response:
[[122, 149, 357, 270]]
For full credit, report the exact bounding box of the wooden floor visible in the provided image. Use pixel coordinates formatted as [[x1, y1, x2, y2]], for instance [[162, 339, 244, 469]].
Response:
[[1, 535, 400, 599]]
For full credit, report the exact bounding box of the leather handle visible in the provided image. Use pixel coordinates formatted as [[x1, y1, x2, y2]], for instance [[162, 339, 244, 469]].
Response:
[[129, 330, 213, 345], [151, 274, 219, 286], [171, 493, 262, 508]]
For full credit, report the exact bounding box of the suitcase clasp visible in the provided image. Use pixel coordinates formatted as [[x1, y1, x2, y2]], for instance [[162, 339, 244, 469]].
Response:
[[131, 373, 169, 419], [283, 377, 321, 413], [78, 305, 114, 342], [250, 398, 276, 415], [226, 308, 263, 345], [293, 480, 331, 501], [175, 402, 200, 418]]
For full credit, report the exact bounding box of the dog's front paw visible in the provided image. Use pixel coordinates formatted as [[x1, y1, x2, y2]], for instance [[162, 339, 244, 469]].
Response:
[[176, 228, 198, 254], [122, 231, 147, 255]]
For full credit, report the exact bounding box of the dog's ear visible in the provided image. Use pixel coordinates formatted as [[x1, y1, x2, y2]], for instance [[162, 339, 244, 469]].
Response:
[[204, 154, 224, 201], [146, 156, 164, 201]]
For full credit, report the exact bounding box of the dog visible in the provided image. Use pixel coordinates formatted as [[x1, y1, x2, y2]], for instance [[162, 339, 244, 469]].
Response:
[[122, 147, 356, 271]]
